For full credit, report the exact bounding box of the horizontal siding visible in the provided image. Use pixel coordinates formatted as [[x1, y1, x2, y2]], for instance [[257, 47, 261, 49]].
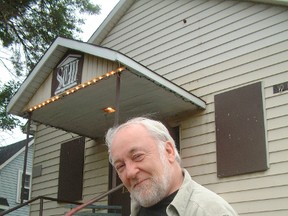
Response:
[[82, 54, 120, 83], [25, 73, 52, 111], [31, 124, 110, 216], [103, 0, 287, 72], [31, 125, 75, 216], [82, 139, 109, 201], [176, 44, 287, 93], [180, 56, 288, 99], [0, 145, 33, 216], [101, 0, 288, 215]]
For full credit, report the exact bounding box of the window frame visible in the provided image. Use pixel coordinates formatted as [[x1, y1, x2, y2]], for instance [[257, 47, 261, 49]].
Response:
[[16, 170, 32, 203]]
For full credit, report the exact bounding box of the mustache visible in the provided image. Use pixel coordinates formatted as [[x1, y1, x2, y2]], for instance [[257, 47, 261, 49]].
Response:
[[132, 178, 150, 189]]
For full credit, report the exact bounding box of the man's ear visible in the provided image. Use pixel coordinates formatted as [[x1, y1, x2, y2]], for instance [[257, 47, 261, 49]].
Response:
[[165, 141, 176, 163]]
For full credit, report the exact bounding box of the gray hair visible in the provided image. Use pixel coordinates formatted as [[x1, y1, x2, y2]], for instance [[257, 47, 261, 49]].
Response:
[[105, 117, 181, 164]]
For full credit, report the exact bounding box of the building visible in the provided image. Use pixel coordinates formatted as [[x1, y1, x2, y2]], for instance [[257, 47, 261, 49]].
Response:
[[7, 0, 288, 215], [0, 139, 34, 215]]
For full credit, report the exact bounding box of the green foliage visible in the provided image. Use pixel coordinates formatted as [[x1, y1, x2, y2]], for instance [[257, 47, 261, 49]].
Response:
[[0, 81, 22, 130], [0, 0, 101, 75], [0, 0, 101, 131]]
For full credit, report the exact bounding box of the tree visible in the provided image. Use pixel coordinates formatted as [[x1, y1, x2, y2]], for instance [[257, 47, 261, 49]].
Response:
[[0, 0, 101, 132], [1, 0, 100, 75], [0, 81, 21, 130]]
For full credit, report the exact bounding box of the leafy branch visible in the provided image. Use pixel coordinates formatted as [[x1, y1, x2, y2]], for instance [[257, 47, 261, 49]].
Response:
[[0, 0, 101, 132]]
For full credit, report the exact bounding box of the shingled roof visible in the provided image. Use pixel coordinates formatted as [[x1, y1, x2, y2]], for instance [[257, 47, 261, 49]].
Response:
[[0, 138, 33, 167], [0, 197, 9, 207]]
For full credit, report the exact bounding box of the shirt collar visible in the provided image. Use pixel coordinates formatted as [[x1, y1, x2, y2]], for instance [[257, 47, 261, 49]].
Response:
[[167, 169, 193, 215]]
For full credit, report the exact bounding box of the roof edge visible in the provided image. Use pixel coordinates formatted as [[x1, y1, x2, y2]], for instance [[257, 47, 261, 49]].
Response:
[[7, 38, 118, 115], [0, 139, 34, 170], [116, 54, 206, 109], [250, 0, 288, 6], [88, 0, 135, 44], [8, 37, 206, 116], [7, 37, 62, 115]]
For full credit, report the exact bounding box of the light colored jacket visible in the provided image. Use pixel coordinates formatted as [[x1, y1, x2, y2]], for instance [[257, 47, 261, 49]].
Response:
[[131, 169, 238, 216]]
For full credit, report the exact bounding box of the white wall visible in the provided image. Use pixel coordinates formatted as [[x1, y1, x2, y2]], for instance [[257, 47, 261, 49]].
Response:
[[100, 0, 288, 215]]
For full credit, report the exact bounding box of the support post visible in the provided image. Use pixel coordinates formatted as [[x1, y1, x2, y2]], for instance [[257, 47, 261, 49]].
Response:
[[39, 197, 43, 216], [112, 73, 121, 188], [21, 113, 32, 204], [114, 72, 121, 126]]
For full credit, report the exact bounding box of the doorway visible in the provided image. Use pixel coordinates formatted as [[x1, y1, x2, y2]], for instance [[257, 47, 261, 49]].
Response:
[[108, 164, 131, 216]]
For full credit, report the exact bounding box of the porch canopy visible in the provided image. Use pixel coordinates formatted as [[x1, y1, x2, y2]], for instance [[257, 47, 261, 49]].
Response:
[[8, 37, 206, 139]]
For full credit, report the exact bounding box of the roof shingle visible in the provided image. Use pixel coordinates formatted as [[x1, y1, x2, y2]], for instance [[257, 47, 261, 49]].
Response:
[[0, 138, 33, 166]]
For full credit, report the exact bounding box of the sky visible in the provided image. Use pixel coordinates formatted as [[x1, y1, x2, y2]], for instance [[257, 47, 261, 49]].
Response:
[[0, 0, 120, 146], [81, 0, 120, 41]]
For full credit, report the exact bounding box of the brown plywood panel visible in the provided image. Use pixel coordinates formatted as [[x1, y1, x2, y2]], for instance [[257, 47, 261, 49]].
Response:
[[215, 82, 268, 177], [57, 137, 85, 201]]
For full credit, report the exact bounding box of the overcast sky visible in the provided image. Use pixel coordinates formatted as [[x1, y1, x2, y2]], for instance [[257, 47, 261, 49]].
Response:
[[0, 0, 120, 146], [81, 0, 120, 41]]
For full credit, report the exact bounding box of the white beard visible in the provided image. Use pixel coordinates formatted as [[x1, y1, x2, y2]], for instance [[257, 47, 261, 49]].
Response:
[[130, 157, 171, 207]]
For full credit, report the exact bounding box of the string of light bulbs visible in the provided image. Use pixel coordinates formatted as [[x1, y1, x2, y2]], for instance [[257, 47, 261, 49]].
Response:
[[27, 67, 126, 113]]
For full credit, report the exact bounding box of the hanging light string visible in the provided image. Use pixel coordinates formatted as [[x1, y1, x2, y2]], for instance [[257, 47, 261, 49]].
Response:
[[27, 67, 126, 113]]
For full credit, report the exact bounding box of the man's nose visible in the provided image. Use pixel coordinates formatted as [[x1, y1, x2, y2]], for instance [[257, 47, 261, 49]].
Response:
[[125, 162, 138, 179]]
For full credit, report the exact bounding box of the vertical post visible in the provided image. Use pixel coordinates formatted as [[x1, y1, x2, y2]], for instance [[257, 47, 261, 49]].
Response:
[[112, 72, 121, 188], [39, 197, 43, 216], [21, 113, 31, 204], [114, 73, 121, 126]]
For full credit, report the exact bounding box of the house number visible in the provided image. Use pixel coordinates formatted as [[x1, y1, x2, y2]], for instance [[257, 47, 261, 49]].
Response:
[[273, 81, 288, 94]]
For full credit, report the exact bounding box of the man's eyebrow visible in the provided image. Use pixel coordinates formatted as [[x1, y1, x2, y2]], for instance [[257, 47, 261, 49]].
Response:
[[113, 147, 141, 165], [129, 147, 138, 155]]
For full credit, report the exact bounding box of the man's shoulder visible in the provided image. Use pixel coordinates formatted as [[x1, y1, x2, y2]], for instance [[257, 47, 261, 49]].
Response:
[[168, 169, 238, 216]]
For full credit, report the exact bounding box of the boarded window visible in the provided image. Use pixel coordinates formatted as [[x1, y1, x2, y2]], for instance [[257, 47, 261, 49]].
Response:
[[57, 137, 85, 201], [215, 82, 268, 177]]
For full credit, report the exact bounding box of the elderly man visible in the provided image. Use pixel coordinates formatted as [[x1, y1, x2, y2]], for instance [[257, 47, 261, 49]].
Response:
[[105, 117, 238, 216]]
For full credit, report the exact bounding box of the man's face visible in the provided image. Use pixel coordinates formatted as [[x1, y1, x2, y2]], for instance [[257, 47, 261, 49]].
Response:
[[110, 124, 172, 207]]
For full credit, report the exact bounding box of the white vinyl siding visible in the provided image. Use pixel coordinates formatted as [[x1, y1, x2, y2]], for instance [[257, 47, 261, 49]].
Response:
[[100, 0, 288, 215], [28, 0, 288, 215], [82, 54, 120, 83], [30, 125, 109, 216], [0, 144, 33, 216], [30, 125, 74, 216], [82, 139, 109, 204]]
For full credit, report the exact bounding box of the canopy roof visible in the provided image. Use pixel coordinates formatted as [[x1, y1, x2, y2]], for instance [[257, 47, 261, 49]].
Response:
[[8, 37, 206, 139]]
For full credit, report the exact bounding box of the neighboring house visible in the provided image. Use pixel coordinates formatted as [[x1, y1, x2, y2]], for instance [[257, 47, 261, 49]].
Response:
[[7, 0, 288, 215], [0, 138, 34, 215]]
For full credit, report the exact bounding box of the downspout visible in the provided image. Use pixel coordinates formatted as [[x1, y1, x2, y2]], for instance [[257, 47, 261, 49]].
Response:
[[21, 113, 31, 203]]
